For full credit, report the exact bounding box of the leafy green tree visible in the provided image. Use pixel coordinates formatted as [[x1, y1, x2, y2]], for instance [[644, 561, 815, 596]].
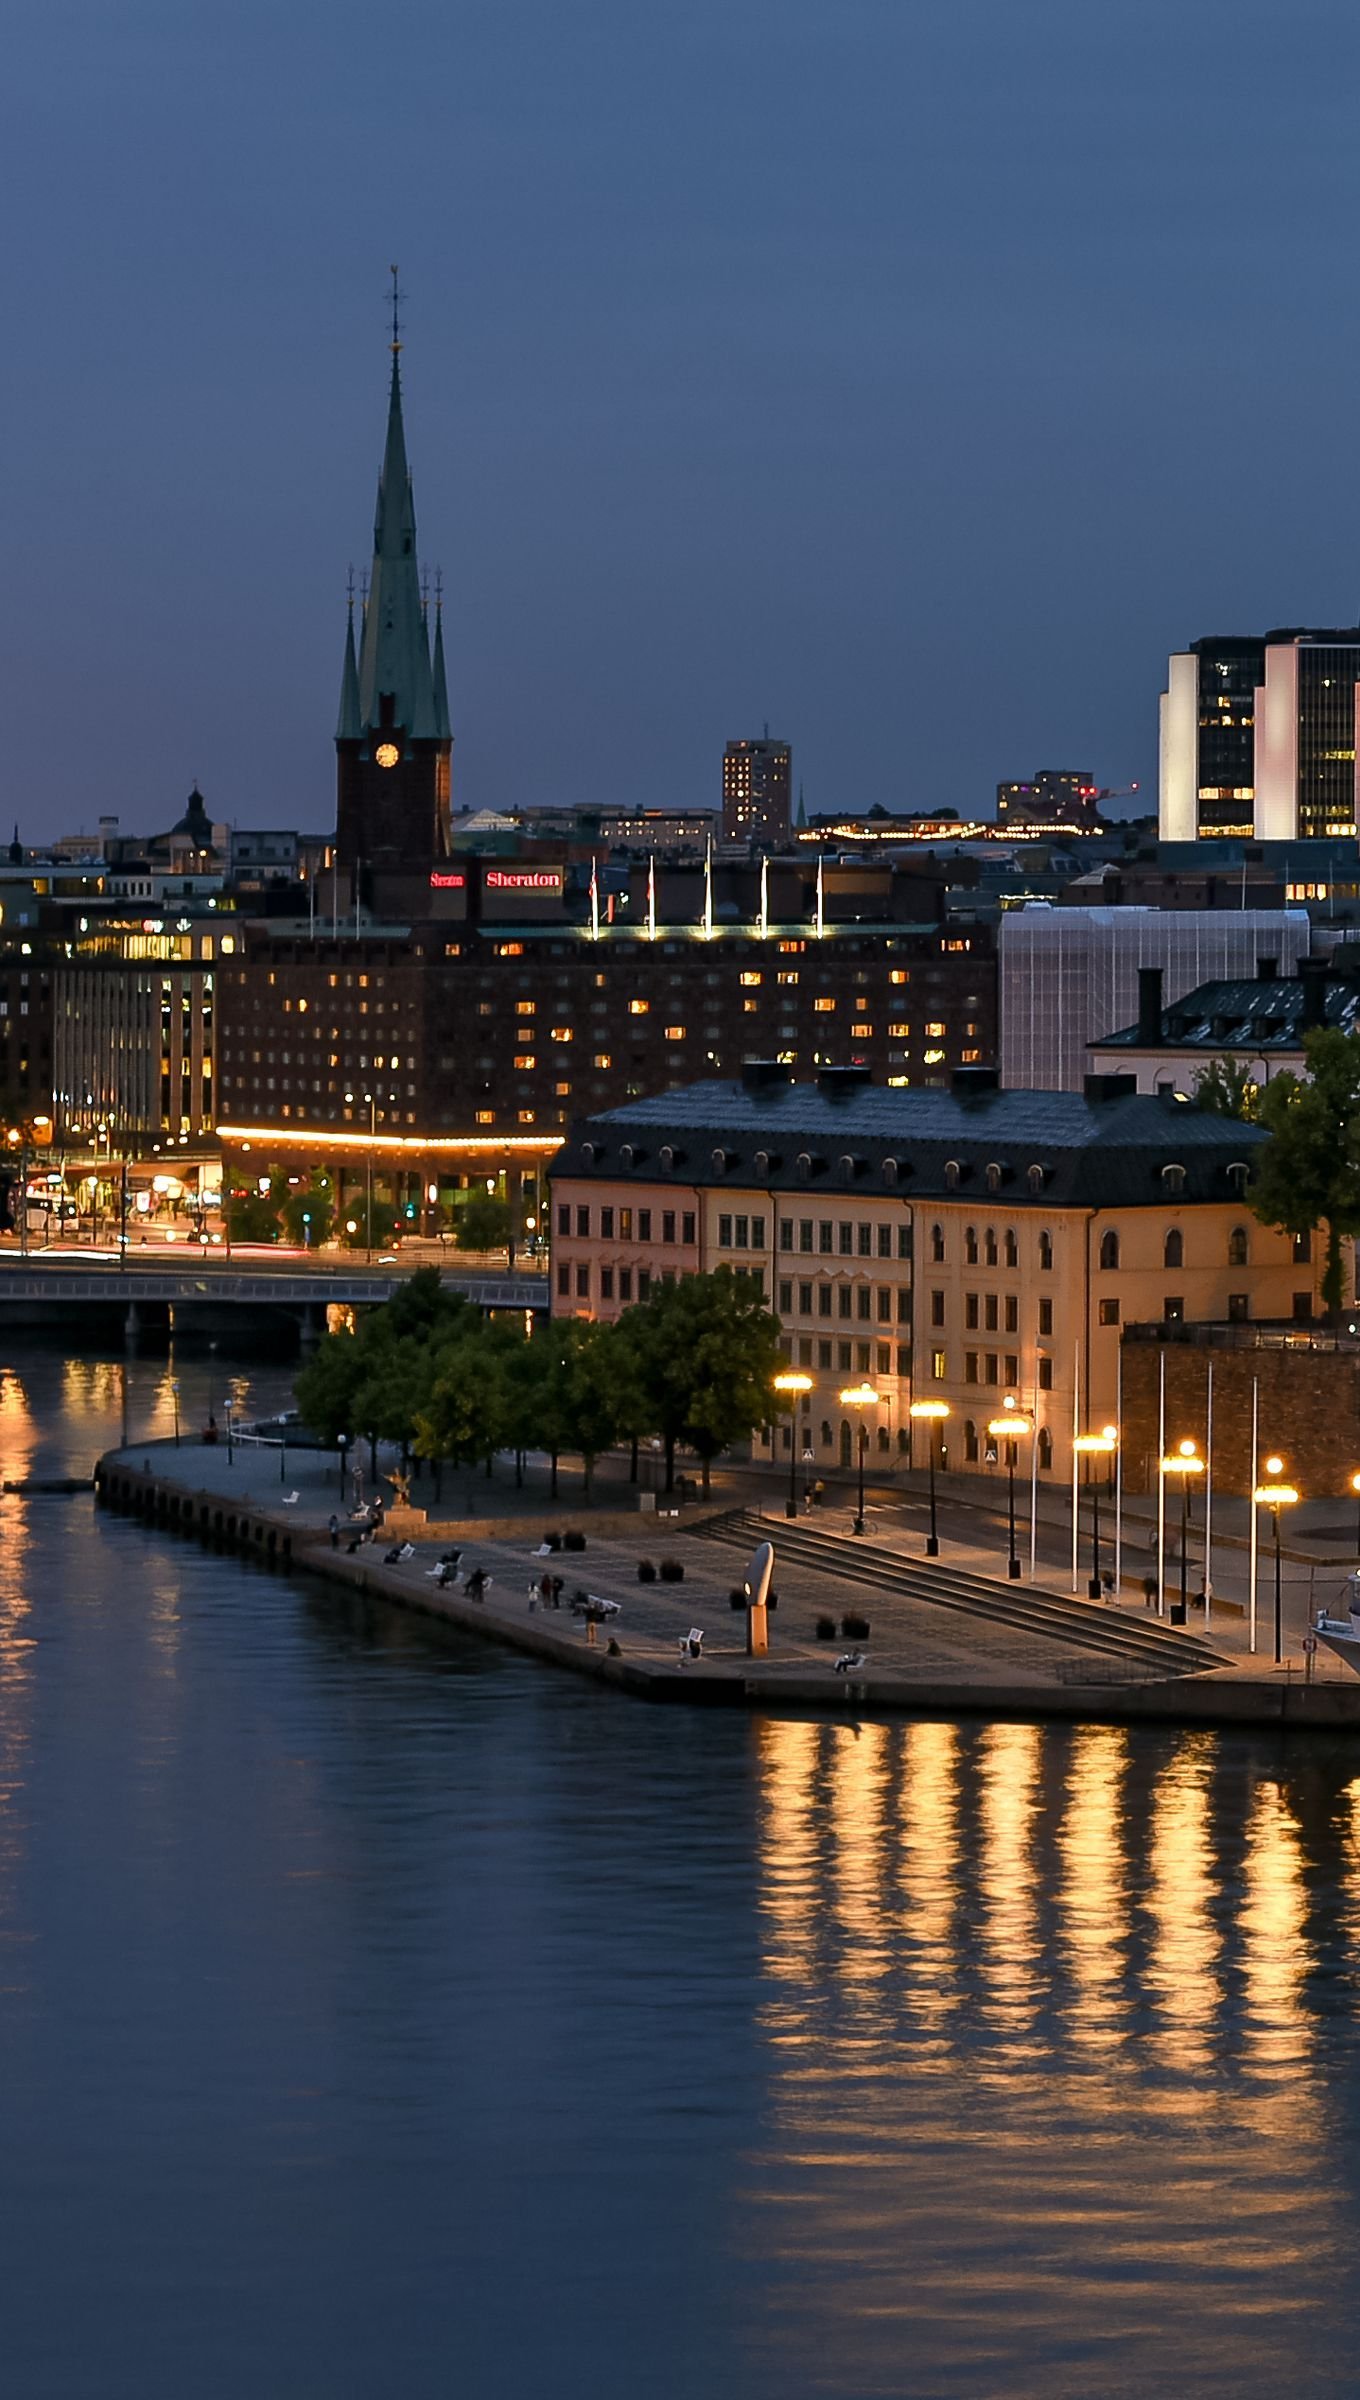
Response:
[[338, 1194, 397, 1251], [455, 1189, 512, 1252], [280, 1170, 335, 1247], [295, 1323, 367, 1445], [225, 1169, 284, 1244], [1251, 1026, 1360, 1314], [623, 1266, 785, 1493], [1192, 1057, 1260, 1121], [413, 1327, 513, 1481]]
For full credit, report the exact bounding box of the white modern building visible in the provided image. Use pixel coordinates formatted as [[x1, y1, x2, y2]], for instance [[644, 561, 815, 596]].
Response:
[[998, 903, 1310, 1091], [1160, 629, 1360, 843]]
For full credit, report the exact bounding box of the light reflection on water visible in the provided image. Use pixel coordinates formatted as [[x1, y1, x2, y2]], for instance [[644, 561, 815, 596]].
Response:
[[751, 1716, 1351, 2397], [1, 1344, 1360, 2396]]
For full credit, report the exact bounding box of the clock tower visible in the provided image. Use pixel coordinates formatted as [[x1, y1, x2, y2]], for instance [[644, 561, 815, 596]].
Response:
[[335, 319, 452, 903]]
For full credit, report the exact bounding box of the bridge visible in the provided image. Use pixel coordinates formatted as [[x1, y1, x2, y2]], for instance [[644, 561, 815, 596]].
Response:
[[0, 1257, 549, 1347]]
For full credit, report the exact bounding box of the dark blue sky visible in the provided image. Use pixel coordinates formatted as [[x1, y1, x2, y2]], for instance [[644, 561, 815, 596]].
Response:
[[3, 0, 1356, 838]]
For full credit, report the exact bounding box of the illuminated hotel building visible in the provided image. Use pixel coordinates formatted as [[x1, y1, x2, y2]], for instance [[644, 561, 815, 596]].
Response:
[[1160, 629, 1360, 841], [722, 736, 792, 845]]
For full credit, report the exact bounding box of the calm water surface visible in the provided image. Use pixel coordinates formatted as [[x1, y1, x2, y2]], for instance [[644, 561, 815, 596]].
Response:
[[1, 1344, 1359, 2396]]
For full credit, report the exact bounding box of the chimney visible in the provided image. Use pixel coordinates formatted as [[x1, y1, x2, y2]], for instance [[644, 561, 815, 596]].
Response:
[[950, 1065, 1001, 1097], [1136, 966, 1164, 1047], [1298, 956, 1330, 1032], [816, 1064, 874, 1099], [1256, 954, 1278, 981], [1083, 1072, 1138, 1105], [740, 1058, 792, 1093]]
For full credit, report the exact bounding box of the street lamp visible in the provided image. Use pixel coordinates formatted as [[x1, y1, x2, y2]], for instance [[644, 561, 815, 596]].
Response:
[[207, 1339, 219, 1431], [1254, 1454, 1300, 1666], [1161, 1436, 1204, 1624], [337, 1429, 350, 1502], [909, 1398, 950, 1557], [1073, 1425, 1118, 1600], [987, 1397, 1033, 1579], [838, 1381, 880, 1535], [363, 1091, 376, 1258], [773, 1371, 814, 1517], [1350, 1467, 1360, 1558]]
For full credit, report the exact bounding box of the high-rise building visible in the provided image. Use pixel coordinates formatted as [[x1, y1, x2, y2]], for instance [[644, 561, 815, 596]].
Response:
[[335, 329, 452, 909], [722, 735, 791, 845], [1159, 630, 1360, 841]]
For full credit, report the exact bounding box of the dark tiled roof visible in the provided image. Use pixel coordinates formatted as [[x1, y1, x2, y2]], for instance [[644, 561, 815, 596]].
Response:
[[1097, 975, 1360, 1054], [554, 1078, 1268, 1209]]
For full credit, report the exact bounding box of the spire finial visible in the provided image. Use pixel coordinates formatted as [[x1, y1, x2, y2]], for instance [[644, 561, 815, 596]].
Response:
[[434, 566, 443, 616], [389, 263, 403, 355], [346, 563, 356, 614]]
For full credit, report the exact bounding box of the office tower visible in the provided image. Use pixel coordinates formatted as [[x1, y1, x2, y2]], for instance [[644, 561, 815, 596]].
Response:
[[1159, 629, 1360, 841], [722, 736, 791, 845], [995, 770, 1098, 829]]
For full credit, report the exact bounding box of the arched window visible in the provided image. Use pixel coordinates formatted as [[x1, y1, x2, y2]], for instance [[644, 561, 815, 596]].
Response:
[[984, 1227, 998, 1267], [1164, 1227, 1183, 1269], [1099, 1229, 1120, 1271], [1162, 1163, 1186, 1197], [882, 1157, 899, 1185], [820, 1419, 832, 1449], [754, 1150, 771, 1179], [659, 1144, 676, 1171], [839, 1420, 853, 1469], [931, 1223, 946, 1263], [876, 1425, 891, 1453], [986, 1163, 1003, 1193], [1004, 1229, 1018, 1268], [1039, 1230, 1053, 1271], [1027, 1165, 1046, 1196], [1038, 1427, 1053, 1471], [711, 1147, 730, 1176], [796, 1152, 813, 1180], [965, 1224, 979, 1265], [897, 1426, 910, 1454], [964, 1417, 979, 1463], [944, 1160, 962, 1190], [1228, 1224, 1249, 1266], [1227, 1160, 1250, 1197]]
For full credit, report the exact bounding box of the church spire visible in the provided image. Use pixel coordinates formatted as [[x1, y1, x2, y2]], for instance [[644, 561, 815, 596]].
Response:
[[336, 583, 361, 740], [431, 575, 451, 742], [354, 279, 437, 741]]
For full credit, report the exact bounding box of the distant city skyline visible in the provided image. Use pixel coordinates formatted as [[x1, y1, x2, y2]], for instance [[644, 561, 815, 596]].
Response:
[[3, 0, 1359, 837]]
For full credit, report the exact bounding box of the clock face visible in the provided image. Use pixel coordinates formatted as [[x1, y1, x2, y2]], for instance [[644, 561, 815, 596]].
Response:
[[375, 743, 400, 769]]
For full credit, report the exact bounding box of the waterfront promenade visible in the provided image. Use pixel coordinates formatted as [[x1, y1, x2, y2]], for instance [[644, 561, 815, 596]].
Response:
[[95, 1433, 1360, 1728]]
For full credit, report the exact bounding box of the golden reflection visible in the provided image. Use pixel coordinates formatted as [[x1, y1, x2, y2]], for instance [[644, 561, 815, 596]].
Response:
[[1057, 1725, 1129, 2051], [756, 1717, 822, 2000], [896, 1719, 960, 2037], [827, 1720, 893, 1987], [977, 1720, 1042, 2037], [1145, 1736, 1222, 2072], [1241, 1780, 1312, 2074]]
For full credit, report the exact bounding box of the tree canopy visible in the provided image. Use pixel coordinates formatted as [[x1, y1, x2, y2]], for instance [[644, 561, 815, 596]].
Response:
[[1191, 1057, 1261, 1121], [1250, 1026, 1360, 1314]]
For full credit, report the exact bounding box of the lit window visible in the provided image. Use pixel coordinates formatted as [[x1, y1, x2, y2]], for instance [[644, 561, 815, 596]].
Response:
[[778, 971, 799, 986], [593, 1052, 611, 1068], [515, 1001, 535, 1016], [854, 997, 868, 1012], [514, 1056, 536, 1070], [923, 1047, 945, 1065], [813, 998, 836, 1014], [628, 999, 649, 1015], [554, 1081, 571, 1096], [890, 970, 909, 985], [931, 1349, 947, 1380], [889, 1021, 910, 1037], [740, 972, 762, 987], [518, 1110, 536, 1124], [550, 1027, 572, 1043], [475, 1109, 494, 1124], [925, 1020, 946, 1037], [664, 1025, 686, 1041]]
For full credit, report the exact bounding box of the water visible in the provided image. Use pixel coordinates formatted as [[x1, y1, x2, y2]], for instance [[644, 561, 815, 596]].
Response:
[[2, 1343, 1360, 2396]]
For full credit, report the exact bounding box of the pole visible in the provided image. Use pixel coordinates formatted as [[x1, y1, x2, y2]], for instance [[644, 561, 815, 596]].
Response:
[[854, 1424, 866, 1536], [1248, 1377, 1259, 1655], [1156, 1348, 1166, 1618], [787, 1419, 798, 1519], [366, 1097, 375, 1261], [226, 1404, 234, 1464], [926, 1428, 939, 1557], [1028, 1365, 1039, 1582], [1273, 1506, 1283, 1666], [1007, 1441, 1020, 1578], [1070, 1356, 1080, 1593], [1180, 1476, 1190, 1619], [119, 1155, 128, 1271], [1203, 1358, 1214, 1628], [1114, 1343, 1123, 1597], [1088, 1465, 1102, 1601]]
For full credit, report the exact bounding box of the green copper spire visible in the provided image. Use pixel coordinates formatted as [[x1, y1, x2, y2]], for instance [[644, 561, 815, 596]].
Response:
[[354, 342, 437, 741], [336, 594, 361, 740], [431, 589, 451, 742], [795, 781, 807, 830]]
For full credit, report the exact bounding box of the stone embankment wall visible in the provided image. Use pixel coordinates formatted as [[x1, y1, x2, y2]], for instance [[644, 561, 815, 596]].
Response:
[[1120, 1339, 1360, 1496]]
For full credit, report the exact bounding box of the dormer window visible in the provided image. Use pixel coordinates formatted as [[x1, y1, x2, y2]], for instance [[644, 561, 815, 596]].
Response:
[[796, 1151, 812, 1180], [1162, 1163, 1186, 1196], [754, 1149, 771, 1178], [711, 1147, 731, 1176], [659, 1144, 677, 1171], [1026, 1165, 1046, 1195], [881, 1157, 899, 1185], [985, 1162, 1003, 1193], [581, 1140, 597, 1165], [1227, 1160, 1250, 1196], [838, 1153, 862, 1182], [620, 1142, 642, 1167], [943, 1160, 962, 1190]]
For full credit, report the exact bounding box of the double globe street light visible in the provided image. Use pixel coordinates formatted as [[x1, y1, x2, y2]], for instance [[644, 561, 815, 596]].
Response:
[[986, 1397, 1032, 1580], [1160, 1437, 1204, 1625], [1072, 1425, 1118, 1601], [773, 1370, 814, 1518], [1254, 1453, 1300, 1666], [838, 1382, 880, 1536], [908, 1398, 950, 1558]]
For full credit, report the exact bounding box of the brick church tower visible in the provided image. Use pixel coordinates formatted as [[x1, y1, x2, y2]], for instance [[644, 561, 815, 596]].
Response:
[[335, 315, 452, 907]]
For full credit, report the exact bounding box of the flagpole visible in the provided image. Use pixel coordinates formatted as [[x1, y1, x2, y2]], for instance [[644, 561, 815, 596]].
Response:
[[1114, 1339, 1123, 1598], [1248, 1375, 1259, 1655], [1203, 1357, 1214, 1629], [1156, 1347, 1166, 1618], [1070, 1343, 1080, 1593]]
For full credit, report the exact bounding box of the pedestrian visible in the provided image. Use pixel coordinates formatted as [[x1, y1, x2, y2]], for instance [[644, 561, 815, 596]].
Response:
[[550, 1574, 564, 1609], [328, 1513, 339, 1549], [1142, 1573, 1158, 1611], [539, 1571, 553, 1609]]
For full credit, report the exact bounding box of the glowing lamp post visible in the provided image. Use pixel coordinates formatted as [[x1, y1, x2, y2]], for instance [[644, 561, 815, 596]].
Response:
[[1254, 1455, 1299, 1666], [909, 1398, 950, 1558], [773, 1371, 814, 1518], [838, 1382, 880, 1536], [1350, 1468, 1360, 1558], [987, 1398, 1032, 1579], [1161, 1437, 1204, 1623], [1073, 1426, 1118, 1600]]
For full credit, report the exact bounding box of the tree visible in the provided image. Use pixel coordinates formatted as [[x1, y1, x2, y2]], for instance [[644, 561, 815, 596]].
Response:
[[338, 1194, 397, 1251], [1192, 1057, 1260, 1121], [623, 1267, 785, 1493], [280, 1169, 335, 1247], [520, 1318, 622, 1497], [455, 1189, 512, 1252], [295, 1323, 367, 1445], [225, 1169, 284, 1244], [1250, 1027, 1360, 1315], [413, 1327, 513, 1481]]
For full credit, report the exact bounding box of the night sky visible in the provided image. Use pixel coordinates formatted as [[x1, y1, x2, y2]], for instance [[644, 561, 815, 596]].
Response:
[[3, 0, 1355, 840]]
